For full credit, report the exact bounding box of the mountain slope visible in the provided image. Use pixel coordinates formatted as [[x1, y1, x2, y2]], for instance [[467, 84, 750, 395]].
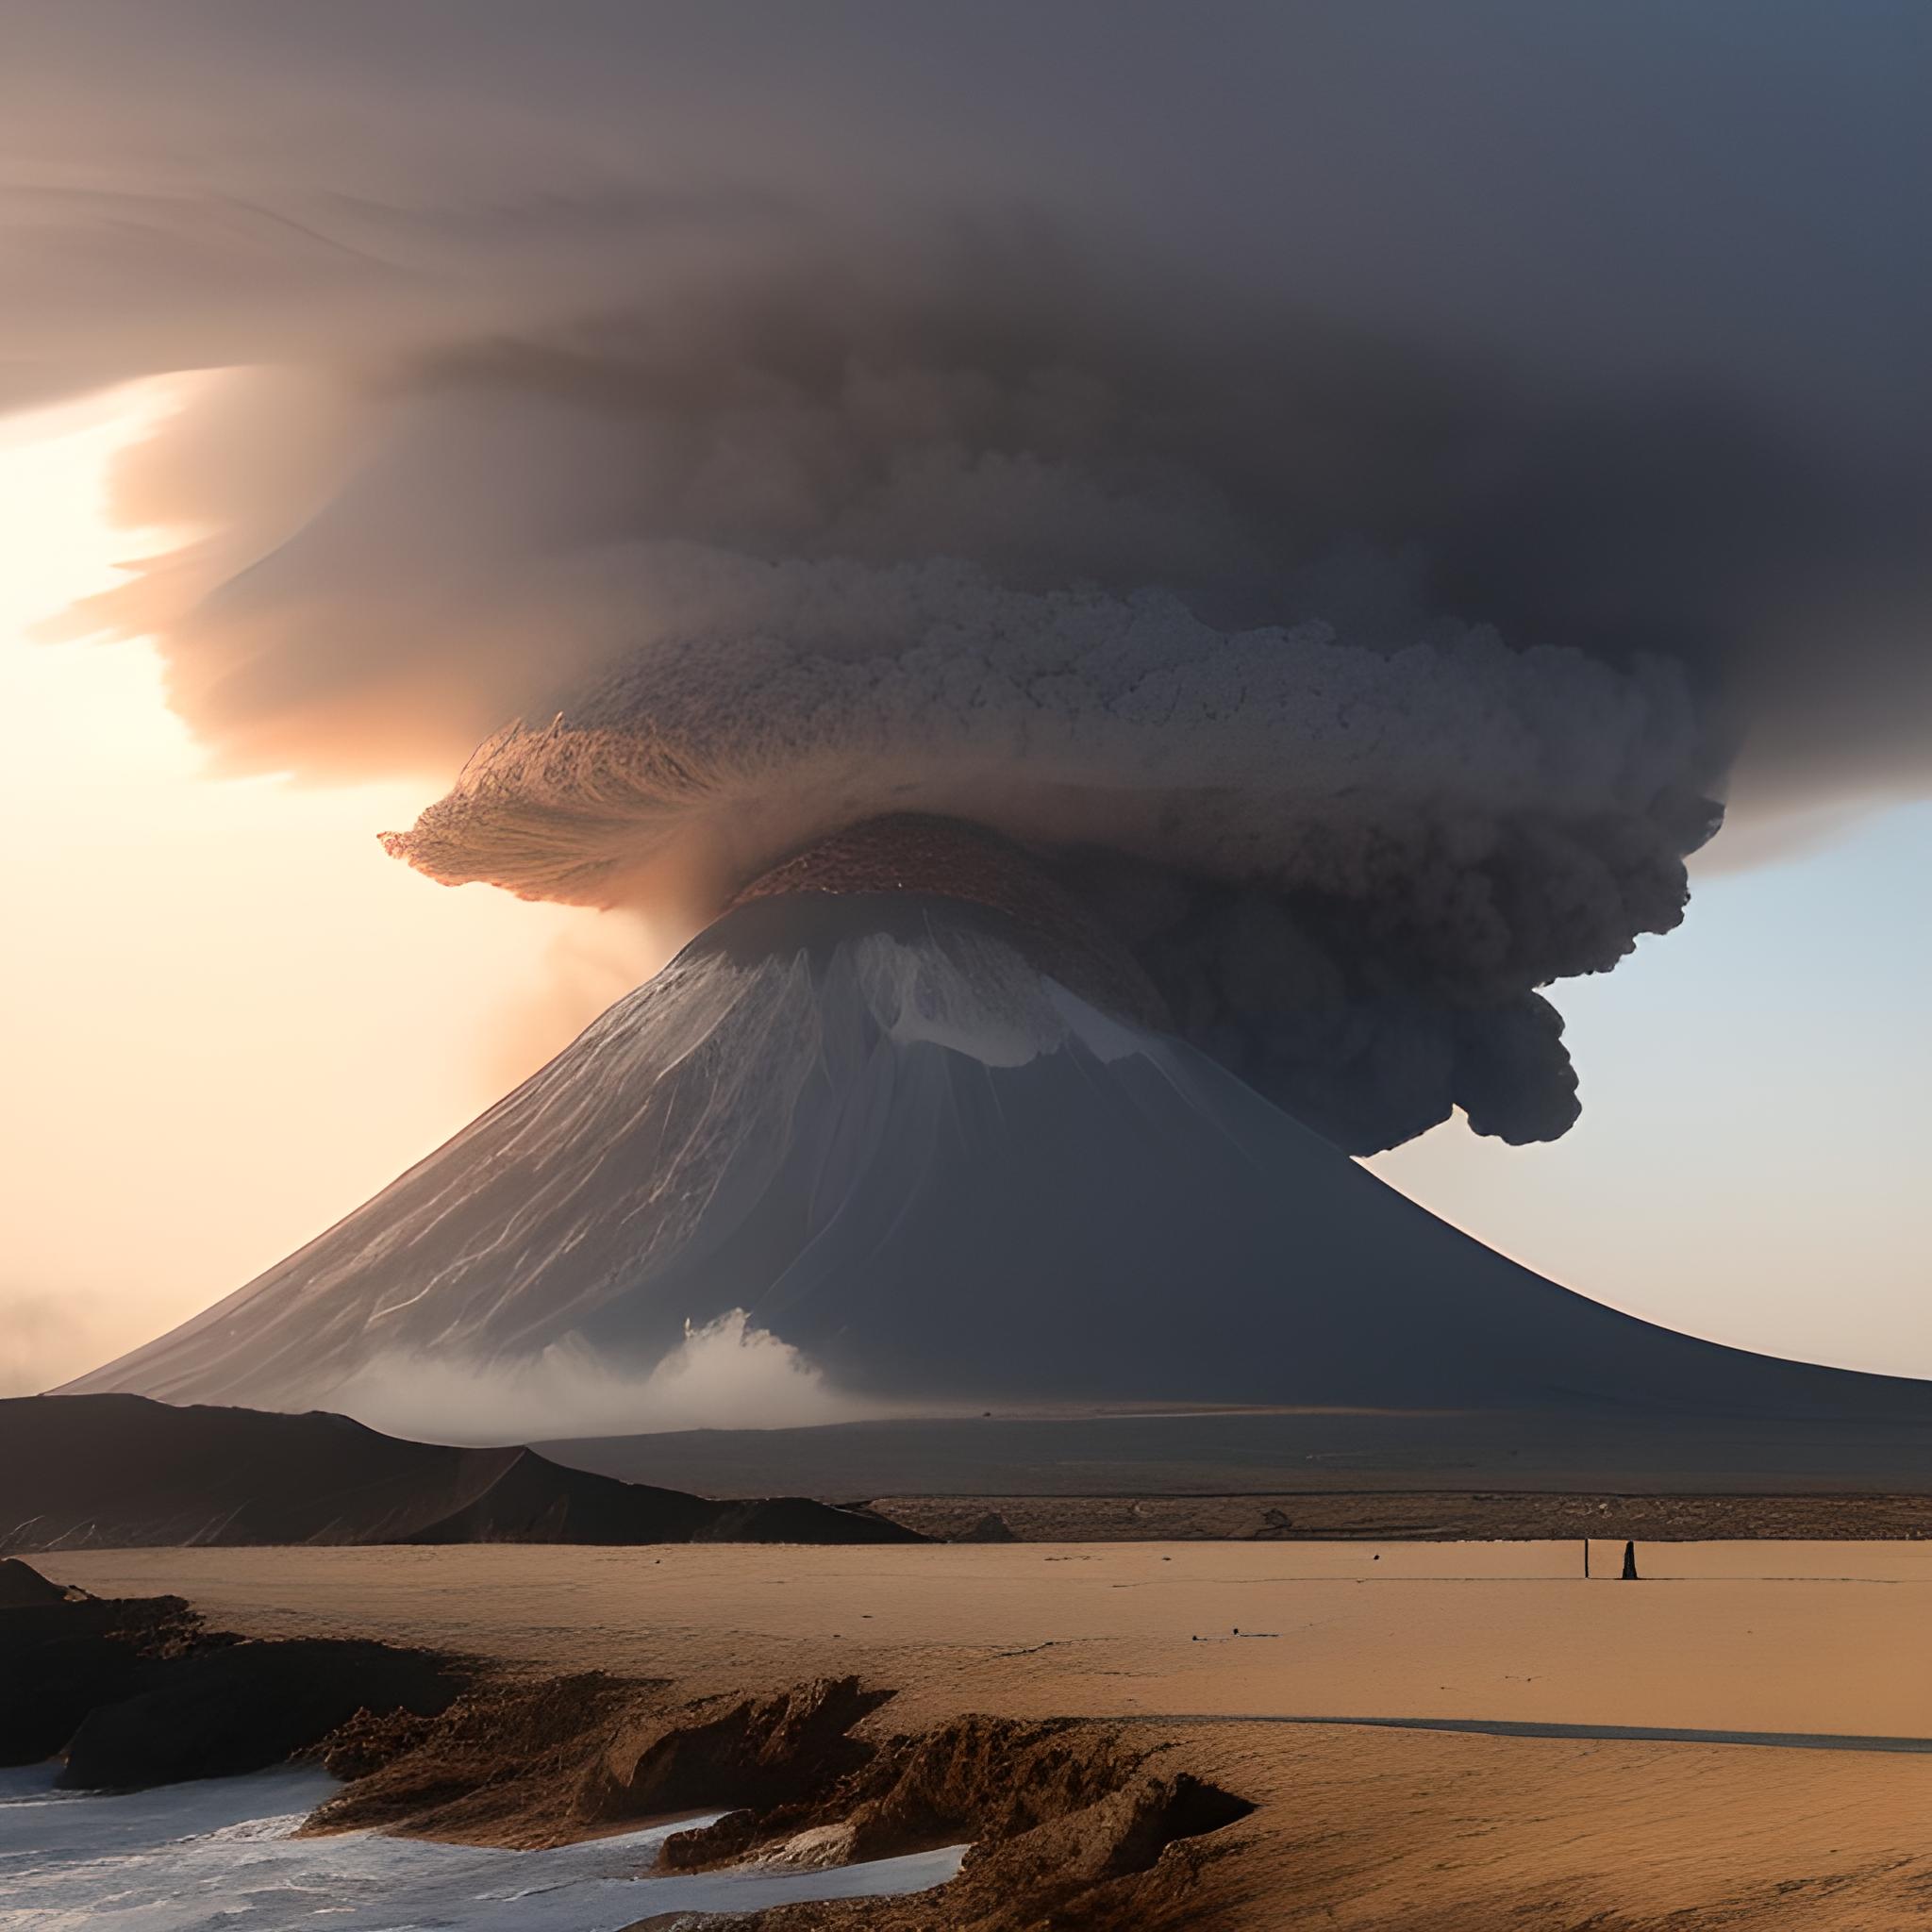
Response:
[[63, 890, 1932, 1429]]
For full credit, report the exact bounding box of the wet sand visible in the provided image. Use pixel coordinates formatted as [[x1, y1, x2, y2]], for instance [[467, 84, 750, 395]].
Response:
[[46, 1543, 1932, 1927]]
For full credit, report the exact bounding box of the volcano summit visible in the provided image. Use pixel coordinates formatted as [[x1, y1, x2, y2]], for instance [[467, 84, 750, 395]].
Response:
[[68, 818, 1931, 1433]]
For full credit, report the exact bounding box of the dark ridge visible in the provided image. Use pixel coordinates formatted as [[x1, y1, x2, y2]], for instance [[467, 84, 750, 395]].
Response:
[[0, 1574, 465, 1787], [0, 1557, 73, 1607], [0, 1394, 924, 1553], [59, 1637, 466, 1790], [0, 1589, 201, 1768], [541, 1407, 1932, 1504]]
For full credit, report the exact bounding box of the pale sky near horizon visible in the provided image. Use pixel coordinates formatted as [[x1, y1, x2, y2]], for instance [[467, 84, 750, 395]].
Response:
[[2, 383, 1927, 1393]]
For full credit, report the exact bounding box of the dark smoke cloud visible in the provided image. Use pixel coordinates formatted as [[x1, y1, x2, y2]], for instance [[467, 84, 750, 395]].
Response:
[[6, 3, 1928, 1147], [385, 553, 1709, 1149]]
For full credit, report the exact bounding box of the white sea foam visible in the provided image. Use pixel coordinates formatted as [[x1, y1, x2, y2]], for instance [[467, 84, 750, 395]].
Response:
[[0, 1764, 964, 1930]]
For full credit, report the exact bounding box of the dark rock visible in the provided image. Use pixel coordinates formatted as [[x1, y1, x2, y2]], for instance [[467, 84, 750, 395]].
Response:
[[315, 1704, 444, 1781], [956, 1512, 1019, 1543], [58, 1637, 463, 1790], [577, 1677, 890, 1829], [0, 1592, 202, 1768], [700, 1498, 924, 1546], [0, 1558, 77, 1607], [656, 1711, 1256, 1930], [302, 1667, 1256, 1931], [308, 1672, 644, 1843]]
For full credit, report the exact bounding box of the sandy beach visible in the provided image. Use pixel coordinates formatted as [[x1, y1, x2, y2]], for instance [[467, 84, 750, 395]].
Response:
[[44, 1541, 1932, 1927], [44, 1541, 1932, 1739]]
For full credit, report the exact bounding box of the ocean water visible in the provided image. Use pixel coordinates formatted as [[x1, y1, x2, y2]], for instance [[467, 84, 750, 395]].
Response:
[[0, 1765, 965, 1930]]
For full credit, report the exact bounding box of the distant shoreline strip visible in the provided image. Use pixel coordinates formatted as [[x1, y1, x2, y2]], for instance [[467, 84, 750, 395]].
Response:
[[1124, 1715, 1932, 1754]]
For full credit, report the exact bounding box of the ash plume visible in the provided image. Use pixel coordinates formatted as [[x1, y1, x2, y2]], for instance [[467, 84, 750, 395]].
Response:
[[8, 4, 1929, 1149], [385, 559, 1707, 1149]]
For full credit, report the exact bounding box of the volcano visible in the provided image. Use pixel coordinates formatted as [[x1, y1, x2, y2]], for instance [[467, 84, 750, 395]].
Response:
[[66, 817, 1932, 1428]]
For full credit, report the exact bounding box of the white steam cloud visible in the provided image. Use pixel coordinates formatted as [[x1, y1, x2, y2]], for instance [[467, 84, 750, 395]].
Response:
[[334, 1310, 887, 1447]]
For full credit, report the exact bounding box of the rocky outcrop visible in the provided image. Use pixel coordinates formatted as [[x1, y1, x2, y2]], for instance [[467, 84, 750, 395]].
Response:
[[60, 1637, 463, 1790], [0, 1574, 462, 1787], [0, 1557, 78, 1607], [955, 1511, 1020, 1543], [308, 1664, 1254, 1928], [0, 1587, 202, 1768], [309, 1675, 888, 1847], [8, 1566, 1254, 1925], [307, 1673, 648, 1844], [651, 1711, 1254, 1931], [575, 1678, 889, 1830]]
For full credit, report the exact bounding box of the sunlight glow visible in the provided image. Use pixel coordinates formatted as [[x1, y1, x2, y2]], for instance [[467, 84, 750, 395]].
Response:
[[0, 383, 654, 1392]]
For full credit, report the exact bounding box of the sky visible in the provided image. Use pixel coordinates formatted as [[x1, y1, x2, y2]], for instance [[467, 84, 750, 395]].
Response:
[[2, 382, 1926, 1393], [0, 387, 654, 1394]]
